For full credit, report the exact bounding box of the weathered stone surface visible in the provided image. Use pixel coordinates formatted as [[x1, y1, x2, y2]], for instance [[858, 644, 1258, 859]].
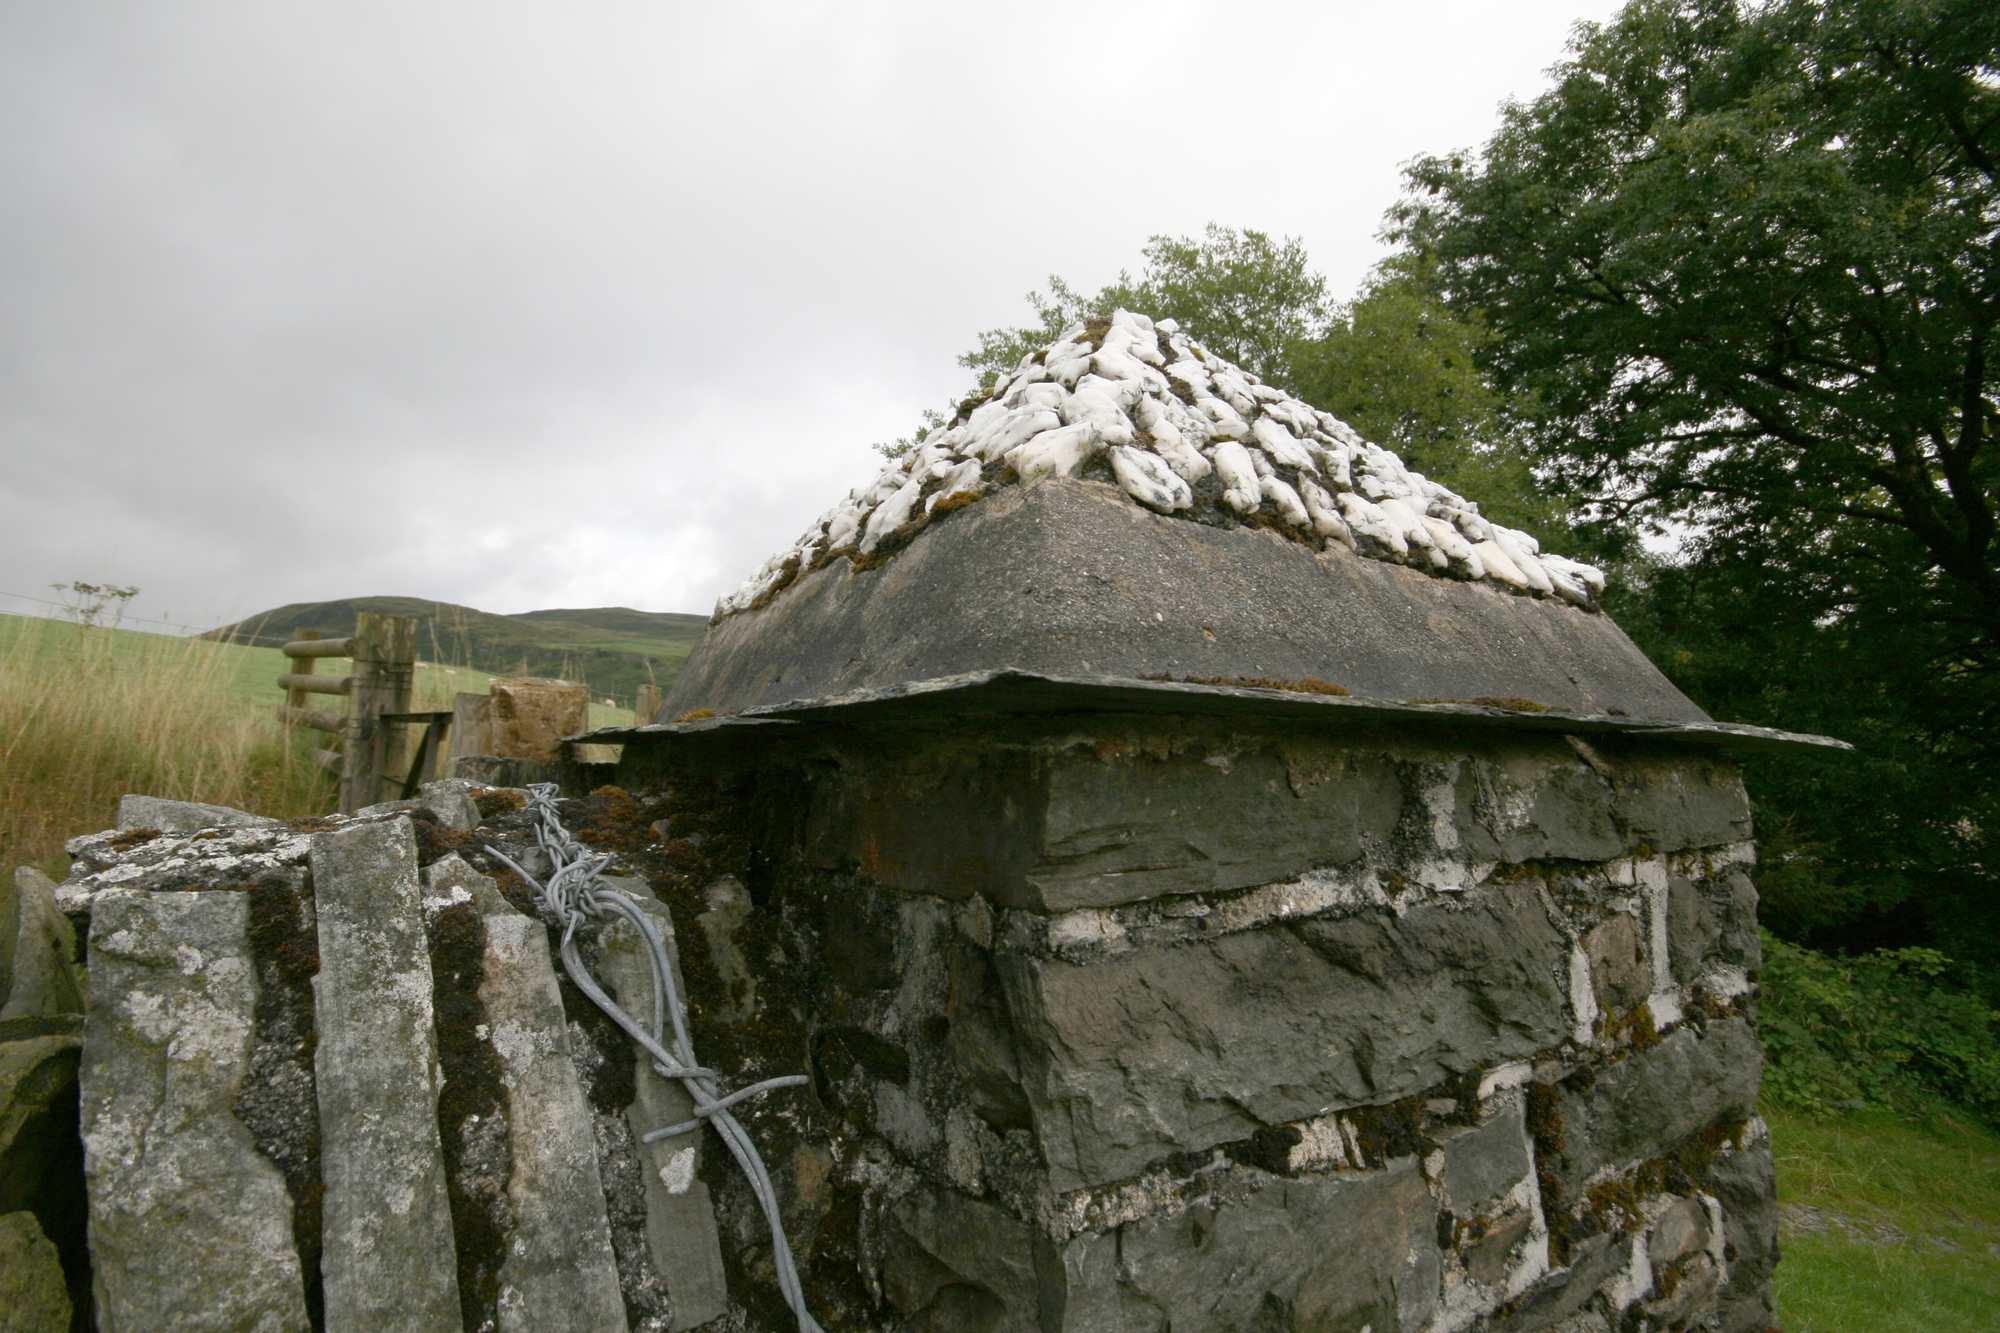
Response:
[[0, 1210, 71, 1332], [491, 678, 590, 762], [1487, 1233, 1630, 1332], [117, 794, 277, 834], [1549, 1019, 1762, 1196], [599, 885, 729, 1331], [1609, 757, 1752, 854], [3, 869, 83, 1021], [886, 1160, 1441, 1333], [1457, 749, 1621, 864], [309, 819, 461, 1333], [1583, 913, 1648, 1014], [1028, 743, 1402, 909], [667, 477, 1710, 722], [1005, 882, 1570, 1189], [480, 910, 626, 1333], [81, 890, 309, 1332], [0, 1029, 81, 1214], [1699, 1139, 1779, 1333], [60, 823, 314, 910], [1440, 1098, 1533, 1216], [419, 778, 482, 832]]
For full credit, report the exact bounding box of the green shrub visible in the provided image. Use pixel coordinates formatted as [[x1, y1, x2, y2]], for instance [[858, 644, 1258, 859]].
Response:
[[1760, 929, 2000, 1120]]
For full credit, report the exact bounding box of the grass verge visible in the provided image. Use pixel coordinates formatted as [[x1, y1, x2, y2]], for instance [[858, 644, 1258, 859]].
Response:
[[1767, 1102, 2000, 1331]]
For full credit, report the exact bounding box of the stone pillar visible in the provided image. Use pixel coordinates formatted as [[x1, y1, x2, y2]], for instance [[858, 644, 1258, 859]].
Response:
[[80, 889, 309, 1332], [310, 819, 461, 1333]]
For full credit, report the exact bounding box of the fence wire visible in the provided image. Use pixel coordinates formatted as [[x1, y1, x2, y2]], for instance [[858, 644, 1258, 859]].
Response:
[[487, 784, 823, 1333]]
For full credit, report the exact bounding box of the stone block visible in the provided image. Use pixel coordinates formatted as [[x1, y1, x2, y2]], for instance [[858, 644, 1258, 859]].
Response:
[[418, 778, 482, 832], [1457, 747, 1622, 864], [1609, 757, 1752, 854], [1028, 743, 1402, 910], [309, 819, 461, 1333], [1440, 1098, 1533, 1216], [1486, 1232, 1630, 1332], [1549, 1019, 1761, 1197], [3, 869, 83, 1022], [1699, 1140, 1779, 1333], [115, 794, 277, 834], [884, 1160, 1441, 1333], [0, 1210, 71, 1332], [81, 890, 309, 1332], [490, 678, 590, 762], [598, 887, 729, 1331], [1004, 882, 1569, 1189], [1583, 913, 1648, 1014], [479, 910, 626, 1333]]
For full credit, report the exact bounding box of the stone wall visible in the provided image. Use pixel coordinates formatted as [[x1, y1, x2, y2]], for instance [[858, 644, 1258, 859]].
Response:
[[10, 708, 1779, 1333]]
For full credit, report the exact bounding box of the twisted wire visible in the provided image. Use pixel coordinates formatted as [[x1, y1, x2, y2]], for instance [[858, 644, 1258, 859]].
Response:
[[485, 784, 822, 1333]]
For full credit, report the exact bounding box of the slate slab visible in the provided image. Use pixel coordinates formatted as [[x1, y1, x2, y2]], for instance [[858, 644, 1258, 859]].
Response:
[[479, 909, 626, 1333], [116, 795, 277, 834], [1004, 881, 1570, 1189], [309, 819, 461, 1333], [81, 890, 309, 1332], [598, 884, 730, 1331]]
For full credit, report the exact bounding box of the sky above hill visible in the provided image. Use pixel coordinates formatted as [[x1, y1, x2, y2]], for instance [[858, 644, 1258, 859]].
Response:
[[1, 0, 1624, 630]]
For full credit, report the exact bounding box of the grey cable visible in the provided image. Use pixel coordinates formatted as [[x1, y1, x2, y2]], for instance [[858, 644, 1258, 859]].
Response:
[[486, 784, 823, 1333]]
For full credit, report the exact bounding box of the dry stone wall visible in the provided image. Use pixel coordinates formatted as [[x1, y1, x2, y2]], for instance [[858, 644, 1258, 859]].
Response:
[[8, 712, 1779, 1333]]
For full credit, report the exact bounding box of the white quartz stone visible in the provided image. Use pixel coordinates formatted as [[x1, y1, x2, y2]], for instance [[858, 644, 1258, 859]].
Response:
[[1473, 540, 1530, 588], [925, 458, 985, 511], [1146, 416, 1213, 482], [967, 405, 1063, 463], [1379, 497, 1450, 570], [1198, 396, 1252, 440], [860, 476, 924, 551], [1109, 445, 1193, 513], [1250, 415, 1318, 471], [1261, 473, 1311, 527], [1062, 383, 1137, 446], [1006, 422, 1102, 483], [1164, 359, 1214, 394], [1298, 477, 1355, 545], [1210, 439, 1263, 513], [1339, 492, 1408, 555], [1423, 516, 1487, 579], [1490, 530, 1554, 594]]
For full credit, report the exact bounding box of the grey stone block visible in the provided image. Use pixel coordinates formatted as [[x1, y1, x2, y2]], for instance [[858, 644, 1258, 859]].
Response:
[[309, 819, 461, 1333], [81, 890, 309, 1332], [480, 911, 626, 1333], [1609, 757, 1751, 854], [0, 1210, 71, 1332], [115, 794, 276, 834], [1029, 744, 1402, 910], [3, 868, 83, 1022], [1005, 881, 1569, 1189], [1700, 1141, 1779, 1333], [419, 778, 483, 832], [883, 1160, 1441, 1333], [1457, 748, 1621, 864], [1550, 1019, 1762, 1197], [1440, 1098, 1533, 1216], [1487, 1232, 1629, 1332], [599, 887, 729, 1331], [1584, 913, 1649, 1014]]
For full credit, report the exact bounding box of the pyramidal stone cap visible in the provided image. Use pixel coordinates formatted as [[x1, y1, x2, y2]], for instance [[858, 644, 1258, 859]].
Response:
[[661, 311, 1705, 723]]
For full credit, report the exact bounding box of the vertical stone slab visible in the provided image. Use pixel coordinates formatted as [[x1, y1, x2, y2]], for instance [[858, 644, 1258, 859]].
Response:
[[81, 889, 309, 1332], [599, 885, 730, 1331], [310, 819, 462, 1333], [479, 910, 627, 1333]]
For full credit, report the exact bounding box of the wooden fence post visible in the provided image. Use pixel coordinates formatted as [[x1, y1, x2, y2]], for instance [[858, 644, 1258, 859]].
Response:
[[635, 683, 662, 726], [340, 613, 416, 814], [276, 628, 353, 791]]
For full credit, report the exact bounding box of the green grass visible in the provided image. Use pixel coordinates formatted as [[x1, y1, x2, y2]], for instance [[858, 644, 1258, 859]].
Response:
[[1767, 1102, 2000, 1331]]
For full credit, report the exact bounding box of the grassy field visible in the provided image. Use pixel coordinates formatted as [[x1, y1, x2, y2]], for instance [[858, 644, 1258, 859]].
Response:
[[0, 612, 635, 876], [1768, 1101, 2000, 1331]]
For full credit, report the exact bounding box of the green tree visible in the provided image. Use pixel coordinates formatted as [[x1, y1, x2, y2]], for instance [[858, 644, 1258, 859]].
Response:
[[1394, 0, 2000, 965]]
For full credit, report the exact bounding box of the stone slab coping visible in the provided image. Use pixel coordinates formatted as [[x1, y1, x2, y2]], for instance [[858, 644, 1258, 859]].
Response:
[[578, 668, 1851, 755]]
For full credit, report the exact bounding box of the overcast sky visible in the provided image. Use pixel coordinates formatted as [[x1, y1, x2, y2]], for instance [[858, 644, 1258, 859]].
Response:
[[1, 0, 1624, 632]]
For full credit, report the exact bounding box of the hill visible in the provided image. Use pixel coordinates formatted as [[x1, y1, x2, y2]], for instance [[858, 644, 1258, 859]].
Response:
[[207, 596, 709, 707]]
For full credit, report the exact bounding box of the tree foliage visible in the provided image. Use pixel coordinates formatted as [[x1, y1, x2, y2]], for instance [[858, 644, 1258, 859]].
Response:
[[1396, 0, 2000, 964]]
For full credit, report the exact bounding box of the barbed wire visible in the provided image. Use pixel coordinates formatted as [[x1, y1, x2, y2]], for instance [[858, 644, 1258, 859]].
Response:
[[486, 785, 822, 1333]]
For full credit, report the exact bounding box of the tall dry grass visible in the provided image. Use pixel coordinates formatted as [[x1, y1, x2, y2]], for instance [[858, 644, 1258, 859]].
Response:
[[0, 617, 330, 877]]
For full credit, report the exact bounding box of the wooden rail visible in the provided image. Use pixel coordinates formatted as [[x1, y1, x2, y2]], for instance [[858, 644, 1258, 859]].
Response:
[[274, 614, 421, 814]]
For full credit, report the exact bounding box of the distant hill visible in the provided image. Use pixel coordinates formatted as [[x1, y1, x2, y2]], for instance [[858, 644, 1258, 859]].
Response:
[[206, 597, 709, 706]]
